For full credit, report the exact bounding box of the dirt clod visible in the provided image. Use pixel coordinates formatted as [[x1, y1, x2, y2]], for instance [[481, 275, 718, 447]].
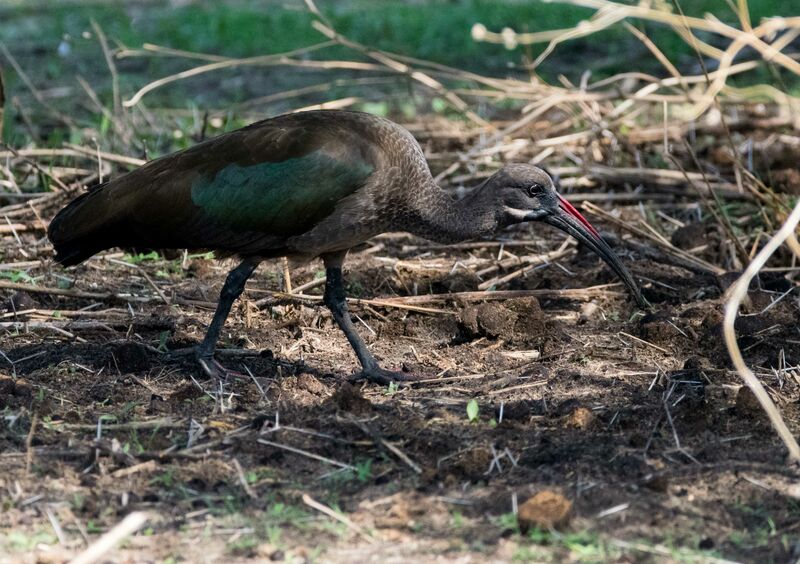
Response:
[[171, 381, 205, 402], [517, 490, 572, 531], [699, 537, 715, 550], [553, 398, 582, 417], [297, 373, 327, 396], [459, 302, 517, 339], [497, 399, 545, 421], [256, 543, 282, 560], [563, 406, 595, 430], [0, 374, 32, 406], [671, 222, 706, 250], [186, 258, 213, 278], [508, 297, 547, 341], [440, 270, 481, 293], [2, 31, 800, 562], [735, 386, 765, 419], [450, 447, 492, 481], [112, 342, 150, 372], [458, 297, 547, 343], [701, 309, 723, 329], [643, 474, 670, 493], [3, 291, 38, 312], [578, 301, 598, 324], [683, 356, 708, 371], [639, 308, 686, 348], [330, 382, 372, 414], [772, 168, 800, 195]]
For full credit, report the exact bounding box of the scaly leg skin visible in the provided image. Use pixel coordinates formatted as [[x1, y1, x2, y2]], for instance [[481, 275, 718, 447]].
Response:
[[195, 257, 260, 379], [322, 252, 421, 386]]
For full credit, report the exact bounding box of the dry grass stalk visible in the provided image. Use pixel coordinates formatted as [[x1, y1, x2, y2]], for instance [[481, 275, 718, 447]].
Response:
[[309, 20, 491, 129], [71, 511, 148, 564], [259, 291, 454, 315], [0, 280, 128, 301], [0, 43, 77, 128], [477, 242, 574, 290], [1, 0, 798, 477], [305, 0, 491, 128], [472, 0, 800, 119], [302, 493, 376, 543], [723, 200, 800, 463], [618, 331, 670, 354], [349, 416, 423, 475], [231, 457, 258, 500], [381, 285, 624, 304], [109, 460, 157, 478], [0, 143, 71, 192], [90, 19, 121, 116], [106, 257, 170, 305], [0, 64, 4, 136], [65, 143, 145, 167], [581, 201, 725, 274], [91, 0, 799, 246], [56, 418, 183, 431], [121, 41, 340, 107], [24, 412, 37, 475], [256, 438, 357, 471]]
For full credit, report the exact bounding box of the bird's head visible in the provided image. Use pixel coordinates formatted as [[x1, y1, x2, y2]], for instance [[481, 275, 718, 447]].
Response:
[[483, 164, 648, 308]]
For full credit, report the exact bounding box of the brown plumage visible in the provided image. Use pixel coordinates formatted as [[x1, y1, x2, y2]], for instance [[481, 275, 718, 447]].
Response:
[[49, 110, 646, 384]]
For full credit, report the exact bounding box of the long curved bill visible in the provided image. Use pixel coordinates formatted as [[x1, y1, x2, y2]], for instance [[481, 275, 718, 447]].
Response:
[[540, 195, 648, 308]]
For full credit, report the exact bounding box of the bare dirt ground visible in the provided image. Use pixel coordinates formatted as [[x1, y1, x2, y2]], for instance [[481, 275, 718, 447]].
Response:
[[1, 5, 800, 554], [1, 197, 799, 562]]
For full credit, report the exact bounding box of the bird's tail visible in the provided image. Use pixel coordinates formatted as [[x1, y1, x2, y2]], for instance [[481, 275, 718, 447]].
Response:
[[48, 183, 124, 266]]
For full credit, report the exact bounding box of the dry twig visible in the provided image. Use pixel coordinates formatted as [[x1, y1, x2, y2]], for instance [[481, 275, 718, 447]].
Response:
[[71, 512, 148, 564], [723, 201, 800, 462], [302, 493, 376, 543]]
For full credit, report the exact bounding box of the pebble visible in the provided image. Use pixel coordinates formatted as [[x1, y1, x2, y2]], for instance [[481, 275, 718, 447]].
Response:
[[564, 406, 595, 430], [517, 490, 572, 530]]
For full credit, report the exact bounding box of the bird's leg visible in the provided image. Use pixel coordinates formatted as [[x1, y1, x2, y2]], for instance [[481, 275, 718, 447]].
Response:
[[322, 253, 419, 386], [196, 257, 260, 379]]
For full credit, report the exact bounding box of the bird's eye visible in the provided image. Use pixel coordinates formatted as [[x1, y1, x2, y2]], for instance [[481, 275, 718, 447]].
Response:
[[527, 183, 543, 197]]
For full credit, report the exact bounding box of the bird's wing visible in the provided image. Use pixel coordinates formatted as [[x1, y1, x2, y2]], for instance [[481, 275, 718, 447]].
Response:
[[91, 115, 378, 254], [188, 144, 374, 235]]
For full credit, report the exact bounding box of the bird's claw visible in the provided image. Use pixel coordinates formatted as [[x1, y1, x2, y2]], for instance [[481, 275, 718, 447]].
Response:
[[197, 356, 245, 380], [350, 366, 422, 386]]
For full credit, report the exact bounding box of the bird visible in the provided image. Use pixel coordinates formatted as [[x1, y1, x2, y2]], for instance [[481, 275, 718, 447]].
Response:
[[48, 110, 646, 385]]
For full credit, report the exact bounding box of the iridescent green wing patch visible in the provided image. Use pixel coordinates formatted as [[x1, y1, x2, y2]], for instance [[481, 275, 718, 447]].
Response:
[[191, 151, 373, 234]]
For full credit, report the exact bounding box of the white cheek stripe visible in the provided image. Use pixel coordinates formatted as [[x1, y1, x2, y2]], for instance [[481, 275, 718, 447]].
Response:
[[504, 207, 531, 222]]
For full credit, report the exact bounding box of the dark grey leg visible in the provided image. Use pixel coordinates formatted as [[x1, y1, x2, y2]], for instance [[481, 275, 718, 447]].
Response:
[[196, 257, 260, 377], [322, 252, 419, 385]]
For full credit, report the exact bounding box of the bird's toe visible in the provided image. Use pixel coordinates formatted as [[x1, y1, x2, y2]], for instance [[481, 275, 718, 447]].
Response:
[[352, 366, 421, 386], [197, 357, 246, 380]]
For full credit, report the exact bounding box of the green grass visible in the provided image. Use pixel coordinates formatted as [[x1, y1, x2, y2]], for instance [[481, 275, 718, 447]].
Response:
[[2, 1, 596, 68], [511, 527, 729, 562], [0, 0, 800, 149], [1, 0, 792, 87], [1, 0, 796, 146], [122, 250, 162, 264], [726, 500, 798, 552], [0, 270, 35, 284], [0, 530, 58, 553]]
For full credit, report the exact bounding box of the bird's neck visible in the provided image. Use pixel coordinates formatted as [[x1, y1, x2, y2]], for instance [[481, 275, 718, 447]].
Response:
[[402, 180, 499, 244]]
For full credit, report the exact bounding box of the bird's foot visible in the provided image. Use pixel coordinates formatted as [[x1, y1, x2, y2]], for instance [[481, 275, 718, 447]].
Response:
[[351, 366, 422, 386], [197, 356, 246, 380]]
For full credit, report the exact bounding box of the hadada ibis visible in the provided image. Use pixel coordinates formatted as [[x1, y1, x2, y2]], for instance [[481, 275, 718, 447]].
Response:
[[48, 110, 646, 384]]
